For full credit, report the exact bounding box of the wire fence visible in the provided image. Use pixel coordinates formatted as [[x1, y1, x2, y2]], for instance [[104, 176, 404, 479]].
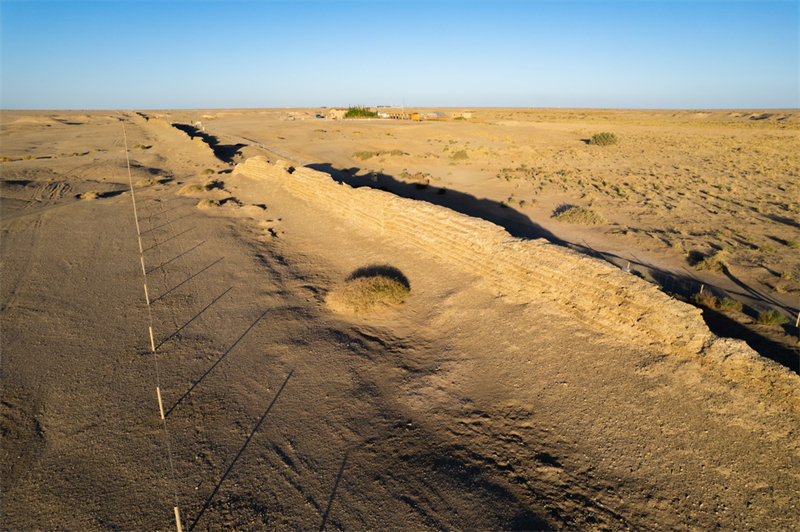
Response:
[[122, 120, 184, 532]]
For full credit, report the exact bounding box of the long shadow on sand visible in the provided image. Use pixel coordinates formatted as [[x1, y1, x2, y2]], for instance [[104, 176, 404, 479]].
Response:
[[307, 163, 799, 374], [166, 306, 271, 418], [189, 369, 294, 531]]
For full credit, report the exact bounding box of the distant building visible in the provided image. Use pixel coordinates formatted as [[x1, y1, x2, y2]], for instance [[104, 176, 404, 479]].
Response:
[[327, 108, 347, 120], [453, 111, 473, 119]]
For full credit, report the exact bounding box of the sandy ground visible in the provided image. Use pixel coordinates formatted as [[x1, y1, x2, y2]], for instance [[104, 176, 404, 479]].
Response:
[[1, 110, 798, 531], [186, 108, 800, 368]]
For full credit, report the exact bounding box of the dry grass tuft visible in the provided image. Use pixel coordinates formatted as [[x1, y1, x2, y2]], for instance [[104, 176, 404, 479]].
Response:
[[552, 204, 606, 225], [78, 191, 101, 200], [690, 291, 718, 308], [177, 184, 209, 195], [136, 178, 160, 187], [327, 265, 410, 315], [692, 250, 729, 273], [196, 199, 221, 209]]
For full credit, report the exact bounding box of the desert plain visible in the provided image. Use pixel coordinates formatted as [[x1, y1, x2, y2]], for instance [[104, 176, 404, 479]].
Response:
[[1, 107, 798, 531]]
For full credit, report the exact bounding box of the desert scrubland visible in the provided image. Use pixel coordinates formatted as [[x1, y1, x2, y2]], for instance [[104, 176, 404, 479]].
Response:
[[1, 108, 798, 531]]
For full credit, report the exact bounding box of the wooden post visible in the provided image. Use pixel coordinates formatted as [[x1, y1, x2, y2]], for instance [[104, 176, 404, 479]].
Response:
[[157, 387, 165, 420], [795, 312, 800, 328], [174, 506, 183, 532]]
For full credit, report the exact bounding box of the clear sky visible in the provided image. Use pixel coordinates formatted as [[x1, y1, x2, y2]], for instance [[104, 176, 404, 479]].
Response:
[[1, 0, 798, 110]]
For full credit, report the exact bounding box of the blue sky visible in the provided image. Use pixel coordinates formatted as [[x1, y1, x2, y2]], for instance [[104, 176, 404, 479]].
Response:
[[1, 1, 798, 109]]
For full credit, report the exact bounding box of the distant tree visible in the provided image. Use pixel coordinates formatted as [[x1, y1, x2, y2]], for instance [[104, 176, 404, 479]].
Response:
[[345, 106, 378, 118]]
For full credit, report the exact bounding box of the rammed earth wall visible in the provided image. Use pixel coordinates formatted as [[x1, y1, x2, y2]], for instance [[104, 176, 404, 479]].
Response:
[[233, 156, 799, 404]]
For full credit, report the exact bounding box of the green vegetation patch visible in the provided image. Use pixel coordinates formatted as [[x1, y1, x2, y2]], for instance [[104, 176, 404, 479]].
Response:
[[345, 106, 378, 118], [717, 297, 744, 312], [352, 149, 405, 160], [757, 309, 789, 326]]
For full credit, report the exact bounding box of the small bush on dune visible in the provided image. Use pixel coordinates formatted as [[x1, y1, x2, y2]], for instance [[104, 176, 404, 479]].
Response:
[[177, 184, 209, 195], [786, 239, 799, 248], [196, 199, 221, 209], [589, 132, 618, 146], [201, 168, 215, 175], [136, 177, 160, 187], [450, 149, 469, 160], [692, 251, 728, 273], [78, 191, 101, 200], [552, 205, 606, 225], [757, 309, 789, 326], [327, 265, 410, 315], [352, 151, 378, 160]]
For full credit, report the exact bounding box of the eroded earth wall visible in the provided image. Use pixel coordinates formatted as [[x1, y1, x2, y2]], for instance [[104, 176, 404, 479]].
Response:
[[233, 157, 799, 403]]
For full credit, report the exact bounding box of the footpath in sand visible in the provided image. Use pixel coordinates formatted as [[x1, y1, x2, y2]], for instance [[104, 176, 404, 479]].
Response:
[[1, 111, 798, 531]]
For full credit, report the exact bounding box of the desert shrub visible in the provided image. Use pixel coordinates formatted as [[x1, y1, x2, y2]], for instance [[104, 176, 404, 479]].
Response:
[[450, 149, 469, 160], [757, 309, 789, 326], [196, 199, 220, 209], [689, 291, 717, 308], [327, 265, 410, 314], [786, 239, 799, 248], [177, 184, 208, 195], [692, 251, 728, 273], [132, 143, 148, 149], [589, 132, 618, 146], [386, 149, 404, 156], [352, 151, 378, 160], [552, 205, 606, 225], [717, 297, 744, 312], [759, 245, 776, 253], [454, 116, 466, 121], [201, 168, 215, 175], [136, 178, 160, 187], [78, 191, 101, 200]]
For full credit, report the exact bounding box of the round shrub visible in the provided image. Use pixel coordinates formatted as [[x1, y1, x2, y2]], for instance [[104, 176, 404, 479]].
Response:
[[757, 310, 789, 326], [327, 265, 410, 314], [589, 132, 618, 146]]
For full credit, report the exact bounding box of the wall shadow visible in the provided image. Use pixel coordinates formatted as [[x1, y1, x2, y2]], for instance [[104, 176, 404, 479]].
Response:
[[306, 163, 559, 242], [172, 123, 246, 163]]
